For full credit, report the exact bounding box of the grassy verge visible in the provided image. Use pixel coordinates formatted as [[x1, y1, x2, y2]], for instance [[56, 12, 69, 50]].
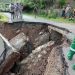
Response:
[[0, 12, 8, 22], [24, 12, 75, 24], [49, 18, 75, 23]]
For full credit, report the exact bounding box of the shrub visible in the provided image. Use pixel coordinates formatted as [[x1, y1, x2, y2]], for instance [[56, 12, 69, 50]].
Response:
[[0, 13, 8, 22], [59, 0, 66, 8], [48, 9, 58, 19], [0, 15, 3, 19], [40, 10, 48, 17]]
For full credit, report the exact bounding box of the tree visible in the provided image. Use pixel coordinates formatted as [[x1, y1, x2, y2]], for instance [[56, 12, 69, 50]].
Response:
[[59, 0, 66, 8]]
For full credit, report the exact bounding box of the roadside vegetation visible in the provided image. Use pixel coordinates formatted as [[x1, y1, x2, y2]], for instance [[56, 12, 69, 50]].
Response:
[[0, 12, 8, 22], [22, 0, 75, 23]]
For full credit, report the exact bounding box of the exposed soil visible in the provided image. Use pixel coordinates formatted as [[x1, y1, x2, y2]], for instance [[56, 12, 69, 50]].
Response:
[[0, 22, 67, 75], [0, 22, 48, 41]]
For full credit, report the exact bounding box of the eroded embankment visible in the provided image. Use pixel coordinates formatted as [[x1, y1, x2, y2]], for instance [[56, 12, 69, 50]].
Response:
[[0, 22, 69, 75]]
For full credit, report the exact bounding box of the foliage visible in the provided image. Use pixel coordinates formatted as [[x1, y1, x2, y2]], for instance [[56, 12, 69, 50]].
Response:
[[50, 17, 75, 23], [22, 0, 56, 9], [22, 0, 34, 8], [0, 13, 8, 22], [38, 8, 58, 19], [59, 0, 66, 8], [39, 10, 48, 17], [48, 9, 58, 18]]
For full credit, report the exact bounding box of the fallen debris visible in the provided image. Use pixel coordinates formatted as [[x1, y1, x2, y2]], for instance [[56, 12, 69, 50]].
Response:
[[34, 32, 50, 48], [18, 41, 54, 75], [0, 22, 72, 75], [9, 32, 29, 50], [0, 33, 29, 75]]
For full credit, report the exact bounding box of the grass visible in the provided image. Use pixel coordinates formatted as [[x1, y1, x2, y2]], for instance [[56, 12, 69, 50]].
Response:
[[38, 13, 75, 23], [0, 12, 8, 22], [24, 12, 75, 24], [49, 18, 75, 23]]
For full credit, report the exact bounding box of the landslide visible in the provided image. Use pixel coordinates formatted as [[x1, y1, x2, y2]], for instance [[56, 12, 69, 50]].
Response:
[[0, 22, 67, 75]]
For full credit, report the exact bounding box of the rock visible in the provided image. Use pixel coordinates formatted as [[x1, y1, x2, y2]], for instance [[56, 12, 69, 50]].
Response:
[[48, 26, 68, 36], [34, 32, 50, 48], [10, 32, 29, 50], [16, 30, 21, 33], [10, 73, 15, 75]]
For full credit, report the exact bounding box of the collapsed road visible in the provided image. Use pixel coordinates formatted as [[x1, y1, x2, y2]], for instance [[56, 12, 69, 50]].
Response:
[[0, 22, 75, 75], [3, 12, 75, 35]]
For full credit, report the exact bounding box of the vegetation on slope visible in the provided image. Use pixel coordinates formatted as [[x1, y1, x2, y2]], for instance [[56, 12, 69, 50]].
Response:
[[0, 13, 8, 22]]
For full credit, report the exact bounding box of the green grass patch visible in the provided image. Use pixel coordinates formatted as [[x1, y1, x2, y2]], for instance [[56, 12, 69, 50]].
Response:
[[0, 13, 8, 22], [49, 18, 75, 23]]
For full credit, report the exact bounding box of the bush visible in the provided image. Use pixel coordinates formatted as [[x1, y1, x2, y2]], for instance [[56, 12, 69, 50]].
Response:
[[59, 0, 66, 8], [40, 10, 48, 17], [0, 15, 3, 19], [0, 13, 8, 22], [48, 9, 58, 19], [39, 9, 58, 19]]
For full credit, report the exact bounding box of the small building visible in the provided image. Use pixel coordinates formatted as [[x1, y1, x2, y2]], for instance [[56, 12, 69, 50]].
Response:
[[0, 0, 22, 11]]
